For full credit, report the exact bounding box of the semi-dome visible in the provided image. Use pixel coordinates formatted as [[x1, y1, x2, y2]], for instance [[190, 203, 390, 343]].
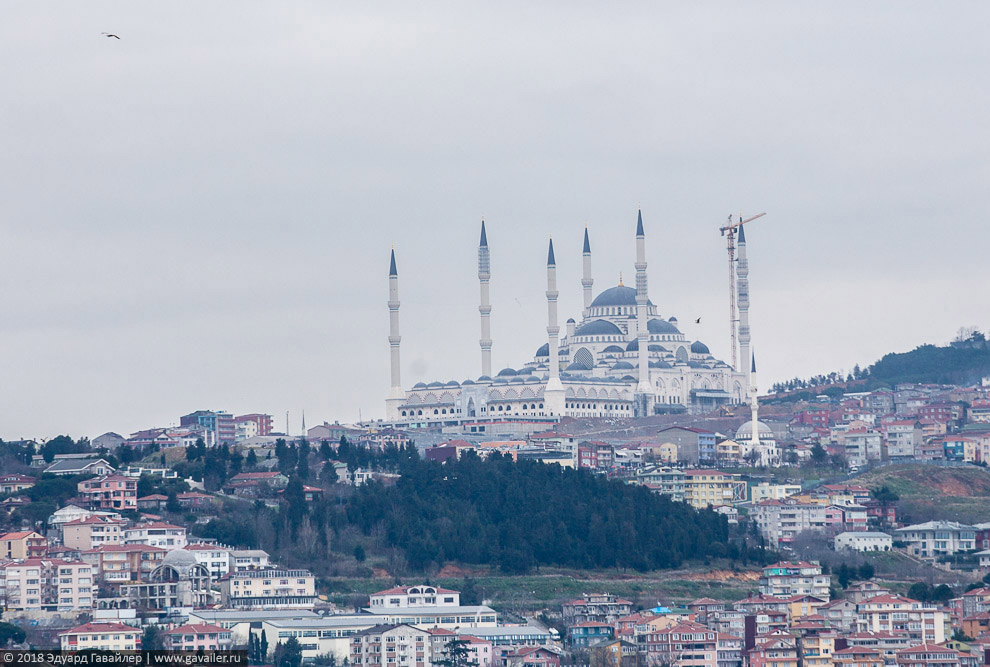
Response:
[[535, 343, 550, 356], [574, 319, 624, 336], [497, 368, 518, 377], [566, 361, 592, 371], [648, 344, 668, 352], [735, 420, 775, 441], [691, 341, 710, 354], [602, 345, 625, 354], [626, 339, 639, 351], [611, 361, 634, 370], [648, 318, 681, 334], [515, 367, 533, 375]]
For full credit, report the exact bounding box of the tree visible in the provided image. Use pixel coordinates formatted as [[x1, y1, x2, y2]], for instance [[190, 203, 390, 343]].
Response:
[[166, 491, 181, 514], [141, 625, 165, 651], [275, 637, 303, 667], [857, 563, 875, 581], [435, 638, 478, 667], [0, 622, 25, 647], [871, 486, 900, 505], [297, 440, 311, 481], [809, 444, 829, 466], [246, 449, 259, 468], [908, 581, 931, 602], [319, 440, 333, 461], [353, 544, 366, 562], [260, 630, 269, 661]]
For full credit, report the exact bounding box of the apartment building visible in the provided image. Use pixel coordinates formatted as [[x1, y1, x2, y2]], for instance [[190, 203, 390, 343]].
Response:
[[750, 500, 844, 548], [639, 621, 718, 667], [759, 562, 831, 599], [231, 549, 271, 571], [219, 567, 316, 609], [0, 530, 47, 559], [184, 543, 233, 579], [682, 471, 746, 509], [0, 558, 94, 611], [895, 521, 976, 559], [165, 624, 233, 651], [77, 475, 138, 511], [350, 624, 433, 667], [80, 544, 165, 583], [563, 593, 634, 625], [856, 594, 946, 644], [60, 622, 141, 652], [63, 515, 125, 550], [370, 584, 460, 609], [123, 522, 187, 550]]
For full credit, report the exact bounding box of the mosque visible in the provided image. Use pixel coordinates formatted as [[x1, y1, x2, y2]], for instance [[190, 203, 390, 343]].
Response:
[[383, 210, 762, 429]]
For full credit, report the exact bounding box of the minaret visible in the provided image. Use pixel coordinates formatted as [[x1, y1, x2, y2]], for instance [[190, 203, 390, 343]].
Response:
[[749, 352, 760, 451], [478, 220, 493, 378], [737, 221, 752, 395], [544, 238, 566, 416], [385, 249, 405, 420], [301, 410, 306, 440], [581, 226, 594, 316], [634, 210, 653, 405]]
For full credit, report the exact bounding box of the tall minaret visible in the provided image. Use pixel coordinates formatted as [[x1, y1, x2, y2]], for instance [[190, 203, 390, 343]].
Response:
[[737, 221, 752, 395], [749, 352, 760, 451], [478, 220, 493, 378], [385, 249, 405, 420], [544, 238, 566, 416], [581, 226, 594, 316], [301, 410, 306, 441], [634, 210, 652, 402]]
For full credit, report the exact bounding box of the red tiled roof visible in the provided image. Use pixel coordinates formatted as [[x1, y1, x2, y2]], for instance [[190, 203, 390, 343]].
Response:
[[61, 622, 140, 635], [166, 624, 227, 635]]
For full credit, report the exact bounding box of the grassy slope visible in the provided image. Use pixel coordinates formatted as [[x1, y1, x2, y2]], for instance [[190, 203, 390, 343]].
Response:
[[851, 464, 990, 524]]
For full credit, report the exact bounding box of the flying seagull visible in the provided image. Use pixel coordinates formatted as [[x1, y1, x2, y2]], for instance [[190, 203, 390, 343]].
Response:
[[102, 32, 120, 39], [695, 317, 702, 324]]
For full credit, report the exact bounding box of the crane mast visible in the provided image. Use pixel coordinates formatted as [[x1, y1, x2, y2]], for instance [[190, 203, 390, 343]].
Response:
[[720, 212, 765, 372]]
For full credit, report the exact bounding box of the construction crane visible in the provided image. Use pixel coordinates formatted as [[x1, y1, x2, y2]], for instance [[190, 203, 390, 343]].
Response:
[[720, 212, 765, 369]]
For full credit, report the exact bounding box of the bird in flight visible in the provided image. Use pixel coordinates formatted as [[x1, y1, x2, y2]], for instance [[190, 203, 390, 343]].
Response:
[[102, 32, 121, 39], [695, 317, 702, 324]]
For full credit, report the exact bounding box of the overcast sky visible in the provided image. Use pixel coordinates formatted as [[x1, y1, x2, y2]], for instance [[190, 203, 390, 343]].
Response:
[[3, 3, 988, 440]]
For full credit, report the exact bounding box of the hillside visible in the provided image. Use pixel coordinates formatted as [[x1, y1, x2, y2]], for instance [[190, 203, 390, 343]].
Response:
[[850, 464, 990, 524]]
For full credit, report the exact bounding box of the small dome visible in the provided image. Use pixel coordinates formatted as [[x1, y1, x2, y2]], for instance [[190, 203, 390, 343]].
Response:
[[650, 360, 672, 369], [412, 382, 427, 389], [497, 368, 517, 377], [445, 380, 460, 387], [461, 379, 475, 385], [427, 381, 444, 388], [602, 345, 625, 354], [648, 318, 681, 334], [736, 420, 775, 441], [691, 341, 710, 354], [516, 367, 533, 375], [535, 343, 550, 357], [493, 377, 508, 384], [162, 549, 199, 568], [477, 375, 493, 382], [621, 375, 637, 381], [611, 361, 634, 370], [525, 376, 541, 384], [575, 319, 624, 337], [668, 316, 678, 323], [566, 318, 576, 323], [566, 361, 592, 372]]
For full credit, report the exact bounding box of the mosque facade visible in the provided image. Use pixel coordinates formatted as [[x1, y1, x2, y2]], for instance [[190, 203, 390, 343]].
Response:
[[384, 210, 758, 427]]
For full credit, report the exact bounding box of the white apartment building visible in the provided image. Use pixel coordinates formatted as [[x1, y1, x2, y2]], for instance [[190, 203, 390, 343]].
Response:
[[60, 622, 141, 652], [884, 420, 922, 458], [369, 585, 461, 609], [856, 594, 946, 644], [750, 483, 802, 503], [843, 429, 883, 467], [350, 624, 434, 667], [231, 549, 271, 571], [219, 568, 316, 609], [184, 543, 233, 579], [123, 522, 187, 550], [834, 531, 893, 552], [751, 500, 844, 548], [895, 520, 976, 559], [1, 559, 95, 611], [759, 562, 831, 599]]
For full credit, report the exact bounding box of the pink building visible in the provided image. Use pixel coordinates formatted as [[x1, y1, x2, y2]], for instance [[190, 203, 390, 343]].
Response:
[[77, 475, 138, 511], [165, 624, 232, 651]]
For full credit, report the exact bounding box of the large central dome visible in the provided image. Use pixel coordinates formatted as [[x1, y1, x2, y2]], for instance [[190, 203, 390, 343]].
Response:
[[591, 285, 653, 307]]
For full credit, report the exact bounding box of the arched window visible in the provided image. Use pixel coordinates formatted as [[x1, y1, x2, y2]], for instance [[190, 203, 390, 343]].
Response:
[[417, 410, 423, 415], [401, 411, 407, 416], [433, 409, 439, 415]]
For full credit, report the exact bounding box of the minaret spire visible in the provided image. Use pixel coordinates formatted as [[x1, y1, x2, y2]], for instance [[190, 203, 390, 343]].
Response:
[[749, 351, 760, 451], [581, 226, 594, 316], [385, 248, 405, 420], [478, 219, 493, 378], [737, 218, 752, 396], [634, 209, 653, 411], [544, 238, 566, 416]]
